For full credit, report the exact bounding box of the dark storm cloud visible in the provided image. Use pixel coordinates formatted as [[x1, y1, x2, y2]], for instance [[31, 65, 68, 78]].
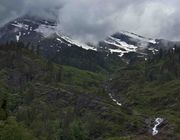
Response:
[[0, 0, 180, 42]]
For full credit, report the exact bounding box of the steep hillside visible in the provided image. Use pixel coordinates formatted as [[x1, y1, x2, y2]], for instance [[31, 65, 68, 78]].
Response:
[[109, 47, 180, 139], [1, 42, 180, 140], [0, 42, 144, 140]]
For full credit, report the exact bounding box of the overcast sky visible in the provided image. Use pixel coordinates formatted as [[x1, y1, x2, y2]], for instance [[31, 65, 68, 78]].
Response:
[[0, 0, 180, 42]]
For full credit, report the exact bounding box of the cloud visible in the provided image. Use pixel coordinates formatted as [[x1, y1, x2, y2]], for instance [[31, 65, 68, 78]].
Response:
[[0, 0, 180, 42], [58, 0, 148, 42], [0, 0, 64, 26], [0, 0, 24, 25]]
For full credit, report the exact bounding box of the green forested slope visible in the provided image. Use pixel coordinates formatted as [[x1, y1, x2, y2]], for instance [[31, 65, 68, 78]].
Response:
[[0, 43, 132, 140], [109, 48, 180, 139], [1, 42, 180, 140]]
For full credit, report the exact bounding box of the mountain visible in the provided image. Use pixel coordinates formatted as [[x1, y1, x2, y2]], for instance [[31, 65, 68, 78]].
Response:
[[0, 15, 96, 51], [1, 15, 180, 140], [99, 31, 159, 57], [0, 15, 125, 72], [0, 15, 178, 62], [1, 15, 180, 73]]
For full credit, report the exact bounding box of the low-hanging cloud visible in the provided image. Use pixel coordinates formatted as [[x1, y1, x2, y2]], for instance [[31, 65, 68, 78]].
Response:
[[0, 0, 180, 42]]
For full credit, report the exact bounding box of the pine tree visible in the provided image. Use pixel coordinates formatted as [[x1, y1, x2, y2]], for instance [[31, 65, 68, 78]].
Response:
[[0, 99, 8, 120], [56, 67, 63, 83]]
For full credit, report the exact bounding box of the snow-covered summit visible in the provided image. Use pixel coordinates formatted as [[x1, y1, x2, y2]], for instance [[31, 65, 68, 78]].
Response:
[[0, 15, 178, 60], [0, 15, 96, 52], [99, 31, 159, 57], [119, 31, 157, 45]]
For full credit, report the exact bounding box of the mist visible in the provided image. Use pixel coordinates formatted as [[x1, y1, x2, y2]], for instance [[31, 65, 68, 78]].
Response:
[[0, 0, 180, 43]]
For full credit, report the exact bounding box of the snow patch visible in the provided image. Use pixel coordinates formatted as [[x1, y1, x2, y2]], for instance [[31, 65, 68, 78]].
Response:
[[57, 33, 97, 51], [12, 23, 24, 28], [12, 23, 29, 30], [105, 36, 138, 57], [35, 24, 56, 37], [148, 48, 159, 55], [16, 32, 21, 42], [56, 38, 63, 43], [109, 93, 122, 106]]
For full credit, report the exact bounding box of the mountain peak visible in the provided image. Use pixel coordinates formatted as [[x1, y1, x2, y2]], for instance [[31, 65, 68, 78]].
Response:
[[112, 31, 157, 45], [0, 15, 178, 60], [98, 30, 159, 58]]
